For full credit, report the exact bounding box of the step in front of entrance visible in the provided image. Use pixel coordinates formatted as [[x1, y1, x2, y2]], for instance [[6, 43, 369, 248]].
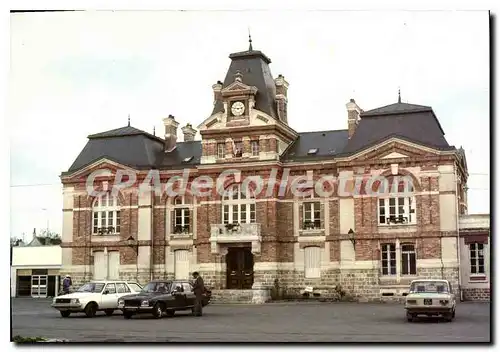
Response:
[[211, 289, 254, 304]]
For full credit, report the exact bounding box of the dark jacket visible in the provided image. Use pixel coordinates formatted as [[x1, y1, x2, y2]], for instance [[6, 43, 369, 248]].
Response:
[[192, 276, 205, 297], [63, 277, 71, 290]]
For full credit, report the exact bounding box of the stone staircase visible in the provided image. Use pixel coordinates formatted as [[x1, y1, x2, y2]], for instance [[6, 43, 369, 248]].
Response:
[[210, 289, 255, 304]]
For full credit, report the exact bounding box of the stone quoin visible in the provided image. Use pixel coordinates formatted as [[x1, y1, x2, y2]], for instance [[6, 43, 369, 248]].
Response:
[[59, 40, 488, 303]]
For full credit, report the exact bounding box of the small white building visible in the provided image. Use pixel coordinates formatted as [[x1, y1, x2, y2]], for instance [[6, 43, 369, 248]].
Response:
[[459, 214, 490, 301], [11, 242, 62, 298]]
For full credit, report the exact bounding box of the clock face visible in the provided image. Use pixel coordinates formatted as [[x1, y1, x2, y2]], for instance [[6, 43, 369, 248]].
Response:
[[231, 101, 245, 116]]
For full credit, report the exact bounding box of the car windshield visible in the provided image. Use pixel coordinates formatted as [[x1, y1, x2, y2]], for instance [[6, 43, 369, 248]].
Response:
[[77, 282, 105, 293], [141, 282, 171, 294], [409, 281, 449, 293]]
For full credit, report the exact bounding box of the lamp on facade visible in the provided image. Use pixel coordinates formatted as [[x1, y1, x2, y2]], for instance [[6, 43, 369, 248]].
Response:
[[126, 236, 138, 253], [348, 228, 356, 247]]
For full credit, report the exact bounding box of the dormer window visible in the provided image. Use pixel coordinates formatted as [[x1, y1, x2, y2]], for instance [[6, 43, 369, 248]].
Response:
[[307, 148, 318, 155]]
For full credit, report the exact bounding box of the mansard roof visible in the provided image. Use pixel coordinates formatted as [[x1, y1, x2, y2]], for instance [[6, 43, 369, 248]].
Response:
[[211, 47, 278, 119]]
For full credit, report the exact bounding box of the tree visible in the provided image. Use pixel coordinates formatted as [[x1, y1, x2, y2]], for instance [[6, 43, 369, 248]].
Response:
[[37, 230, 61, 245]]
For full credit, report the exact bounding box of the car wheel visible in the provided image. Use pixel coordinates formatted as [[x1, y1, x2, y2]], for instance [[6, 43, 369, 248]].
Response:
[[444, 312, 453, 322], [152, 303, 164, 319], [84, 302, 97, 318], [123, 311, 133, 319], [166, 309, 175, 317], [452, 309, 456, 318], [406, 312, 414, 322], [60, 311, 71, 318], [105, 309, 114, 316]]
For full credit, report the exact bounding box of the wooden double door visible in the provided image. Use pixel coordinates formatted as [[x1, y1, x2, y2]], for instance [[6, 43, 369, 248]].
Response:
[[226, 247, 254, 289]]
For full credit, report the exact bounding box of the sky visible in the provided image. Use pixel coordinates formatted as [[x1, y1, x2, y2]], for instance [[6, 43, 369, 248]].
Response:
[[7, 10, 490, 241]]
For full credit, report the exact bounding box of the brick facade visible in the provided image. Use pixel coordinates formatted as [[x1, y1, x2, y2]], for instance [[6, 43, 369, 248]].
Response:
[[59, 45, 474, 303]]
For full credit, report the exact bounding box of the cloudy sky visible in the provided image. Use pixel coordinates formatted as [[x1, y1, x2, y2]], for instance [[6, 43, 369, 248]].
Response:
[[7, 10, 489, 240]]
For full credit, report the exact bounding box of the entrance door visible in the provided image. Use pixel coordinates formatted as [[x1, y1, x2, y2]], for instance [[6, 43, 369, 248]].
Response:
[[226, 247, 254, 289], [174, 250, 190, 280], [31, 275, 48, 298]]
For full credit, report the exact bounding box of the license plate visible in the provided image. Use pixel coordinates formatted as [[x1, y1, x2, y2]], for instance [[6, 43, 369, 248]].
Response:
[[424, 299, 432, 305]]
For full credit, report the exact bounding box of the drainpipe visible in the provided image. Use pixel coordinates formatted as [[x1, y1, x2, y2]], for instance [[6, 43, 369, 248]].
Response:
[[454, 163, 463, 302], [150, 187, 155, 281]]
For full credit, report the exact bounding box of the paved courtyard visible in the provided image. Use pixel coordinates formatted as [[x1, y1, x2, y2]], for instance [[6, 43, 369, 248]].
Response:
[[11, 298, 491, 342]]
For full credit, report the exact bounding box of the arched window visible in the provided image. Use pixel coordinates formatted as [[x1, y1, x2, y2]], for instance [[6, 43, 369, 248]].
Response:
[[378, 176, 416, 225], [92, 193, 120, 235], [222, 184, 256, 224]]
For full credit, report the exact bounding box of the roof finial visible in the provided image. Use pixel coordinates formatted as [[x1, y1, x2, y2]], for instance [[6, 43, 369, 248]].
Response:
[[128, 114, 130, 126], [398, 88, 401, 103], [153, 126, 155, 136], [248, 27, 253, 51]]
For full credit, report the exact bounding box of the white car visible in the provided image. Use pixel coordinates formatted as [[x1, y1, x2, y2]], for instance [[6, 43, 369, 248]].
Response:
[[51, 281, 143, 318], [404, 279, 456, 322]]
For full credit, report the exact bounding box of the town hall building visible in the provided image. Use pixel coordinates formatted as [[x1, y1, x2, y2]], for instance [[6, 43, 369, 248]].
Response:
[[60, 40, 488, 302]]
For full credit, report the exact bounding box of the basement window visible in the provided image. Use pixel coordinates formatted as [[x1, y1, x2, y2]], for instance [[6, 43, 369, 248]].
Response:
[[307, 148, 318, 155], [183, 156, 193, 163]]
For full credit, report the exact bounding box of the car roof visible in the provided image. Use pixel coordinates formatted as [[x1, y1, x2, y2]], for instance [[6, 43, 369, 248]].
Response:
[[410, 279, 449, 283], [88, 280, 140, 284]]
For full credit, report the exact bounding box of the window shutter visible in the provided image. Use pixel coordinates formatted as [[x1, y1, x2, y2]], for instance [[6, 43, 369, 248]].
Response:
[[188, 208, 193, 234], [298, 204, 304, 230], [170, 210, 175, 234], [320, 202, 325, 229]]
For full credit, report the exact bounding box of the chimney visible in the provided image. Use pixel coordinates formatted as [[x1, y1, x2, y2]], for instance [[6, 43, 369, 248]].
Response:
[[163, 114, 179, 152], [212, 80, 223, 105], [346, 99, 363, 139], [181, 123, 197, 142], [274, 74, 289, 123]]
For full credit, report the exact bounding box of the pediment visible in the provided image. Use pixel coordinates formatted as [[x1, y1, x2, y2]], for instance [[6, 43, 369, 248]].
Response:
[[63, 159, 137, 182], [381, 152, 410, 159], [350, 139, 439, 162], [223, 81, 251, 92]]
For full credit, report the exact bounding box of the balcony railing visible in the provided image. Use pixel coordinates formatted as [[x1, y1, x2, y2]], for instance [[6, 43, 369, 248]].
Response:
[[94, 227, 117, 235], [211, 223, 261, 237], [172, 224, 191, 235], [210, 223, 262, 254]]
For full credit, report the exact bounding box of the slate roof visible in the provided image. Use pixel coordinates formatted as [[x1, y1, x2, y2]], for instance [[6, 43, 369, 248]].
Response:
[[280, 130, 349, 162], [212, 48, 278, 119], [340, 102, 453, 155], [64, 126, 202, 175]]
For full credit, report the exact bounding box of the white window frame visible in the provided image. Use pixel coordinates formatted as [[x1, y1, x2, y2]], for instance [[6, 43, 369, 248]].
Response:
[[217, 143, 225, 159], [378, 191, 416, 225], [303, 201, 321, 229], [92, 193, 120, 235], [469, 243, 485, 275], [172, 196, 191, 235], [251, 141, 259, 156], [222, 184, 256, 224], [381, 241, 417, 278], [381, 243, 397, 276], [400, 243, 416, 276]]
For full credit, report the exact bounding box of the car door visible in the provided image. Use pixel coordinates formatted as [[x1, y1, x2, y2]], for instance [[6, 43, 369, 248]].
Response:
[[116, 282, 131, 299], [182, 282, 195, 307], [102, 283, 119, 309], [172, 282, 186, 308], [126, 282, 143, 293]]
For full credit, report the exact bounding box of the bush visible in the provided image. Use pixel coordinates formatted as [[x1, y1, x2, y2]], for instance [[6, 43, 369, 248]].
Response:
[[13, 335, 47, 343]]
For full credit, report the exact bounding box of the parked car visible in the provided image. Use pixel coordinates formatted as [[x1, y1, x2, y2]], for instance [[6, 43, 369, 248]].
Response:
[[118, 280, 212, 319], [51, 281, 143, 317], [404, 279, 456, 322]]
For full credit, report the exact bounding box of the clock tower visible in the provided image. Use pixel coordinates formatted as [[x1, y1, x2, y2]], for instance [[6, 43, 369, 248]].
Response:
[[198, 39, 298, 164]]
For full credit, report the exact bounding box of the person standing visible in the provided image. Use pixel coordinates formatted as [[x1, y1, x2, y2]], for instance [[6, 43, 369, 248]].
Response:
[[62, 275, 72, 295], [192, 272, 205, 316]]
